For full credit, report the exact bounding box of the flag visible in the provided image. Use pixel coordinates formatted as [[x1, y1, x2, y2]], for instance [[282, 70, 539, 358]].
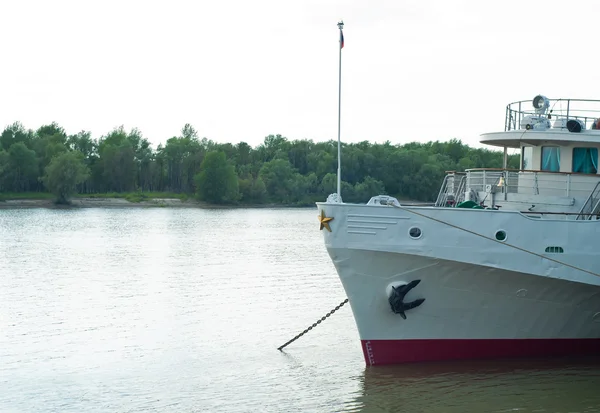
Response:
[[340, 29, 344, 49]]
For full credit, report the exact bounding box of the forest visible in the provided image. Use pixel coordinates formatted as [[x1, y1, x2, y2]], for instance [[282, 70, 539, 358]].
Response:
[[0, 121, 520, 205]]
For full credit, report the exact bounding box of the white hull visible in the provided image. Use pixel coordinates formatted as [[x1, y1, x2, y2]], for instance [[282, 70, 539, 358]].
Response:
[[330, 248, 600, 340], [317, 202, 600, 364]]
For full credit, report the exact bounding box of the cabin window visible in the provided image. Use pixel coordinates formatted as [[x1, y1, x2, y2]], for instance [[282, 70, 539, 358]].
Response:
[[521, 146, 533, 170], [541, 146, 560, 172], [572, 148, 598, 174]]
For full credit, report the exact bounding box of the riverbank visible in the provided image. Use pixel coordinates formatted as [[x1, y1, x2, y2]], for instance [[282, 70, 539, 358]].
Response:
[[0, 193, 426, 209], [0, 197, 187, 209], [0, 195, 315, 210]]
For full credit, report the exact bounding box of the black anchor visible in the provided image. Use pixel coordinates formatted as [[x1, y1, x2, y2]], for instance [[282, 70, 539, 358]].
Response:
[[388, 279, 425, 319]]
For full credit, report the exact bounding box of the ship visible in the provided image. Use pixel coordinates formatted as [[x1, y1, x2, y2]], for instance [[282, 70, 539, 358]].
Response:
[[317, 95, 600, 365]]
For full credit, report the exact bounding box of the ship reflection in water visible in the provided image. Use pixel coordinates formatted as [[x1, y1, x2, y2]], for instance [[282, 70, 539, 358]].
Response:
[[346, 356, 600, 413]]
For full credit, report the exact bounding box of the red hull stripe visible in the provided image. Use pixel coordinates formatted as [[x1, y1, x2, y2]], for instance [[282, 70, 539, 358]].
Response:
[[361, 339, 600, 366]]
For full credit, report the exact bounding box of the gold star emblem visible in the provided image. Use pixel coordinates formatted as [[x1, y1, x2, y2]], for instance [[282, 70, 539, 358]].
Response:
[[318, 209, 334, 232]]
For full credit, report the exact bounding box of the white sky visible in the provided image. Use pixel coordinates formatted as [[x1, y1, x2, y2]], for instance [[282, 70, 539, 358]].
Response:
[[1, 0, 598, 152]]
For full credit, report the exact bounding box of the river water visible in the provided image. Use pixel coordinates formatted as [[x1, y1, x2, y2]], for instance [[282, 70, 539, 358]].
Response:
[[1, 207, 600, 413]]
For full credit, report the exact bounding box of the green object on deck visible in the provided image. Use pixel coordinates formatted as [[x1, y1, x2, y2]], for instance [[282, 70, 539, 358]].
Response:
[[456, 200, 484, 209]]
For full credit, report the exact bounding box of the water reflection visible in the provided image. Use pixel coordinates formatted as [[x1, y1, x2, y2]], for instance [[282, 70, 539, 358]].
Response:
[[351, 357, 600, 413]]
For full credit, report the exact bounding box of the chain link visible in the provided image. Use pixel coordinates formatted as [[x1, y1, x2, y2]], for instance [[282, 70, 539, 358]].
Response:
[[277, 298, 349, 351]]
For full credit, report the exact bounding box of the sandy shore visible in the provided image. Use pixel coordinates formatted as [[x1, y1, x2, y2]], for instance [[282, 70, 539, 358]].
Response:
[[0, 197, 312, 209], [0, 197, 213, 209], [0, 196, 425, 209]]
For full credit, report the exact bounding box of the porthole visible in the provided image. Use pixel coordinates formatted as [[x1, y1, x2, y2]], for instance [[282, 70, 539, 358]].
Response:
[[495, 230, 507, 241], [408, 227, 422, 239]]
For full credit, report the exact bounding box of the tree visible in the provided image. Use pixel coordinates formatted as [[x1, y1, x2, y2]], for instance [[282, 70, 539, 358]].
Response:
[[194, 151, 239, 204], [97, 126, 137, 192], [42, 151, 90, 204], [353, 176, 385, 203], [181, 123, 198, 140], [258, 158, 298, 203], [31, 122, 69, 190], [0, 150, 9, 191], [0, 122, 34, 151], [239, 176, 267, 203], [6, 142, 38, 192]]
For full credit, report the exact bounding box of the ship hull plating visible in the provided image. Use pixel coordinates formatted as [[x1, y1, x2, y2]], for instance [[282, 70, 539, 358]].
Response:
[[328, 248, 600, 365]]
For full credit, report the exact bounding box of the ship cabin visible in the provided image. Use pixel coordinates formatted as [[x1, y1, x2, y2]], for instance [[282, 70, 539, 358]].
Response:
[[436, 95, 600, 219]]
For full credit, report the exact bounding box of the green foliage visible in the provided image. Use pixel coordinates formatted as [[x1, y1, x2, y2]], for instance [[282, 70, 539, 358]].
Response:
[[239, 176, 267, 204], [352, 176, 386, 203], [259, 159, 297, 203], [194, 151, 239, 204], [0, 150, 9, 188], [80, 191, 188, 202], [0, 121, 522, 204], [0, 122, 33, 152], [6, 142, 38, 192], [0, 192, 55, 201], [42, 151, 90, 204]]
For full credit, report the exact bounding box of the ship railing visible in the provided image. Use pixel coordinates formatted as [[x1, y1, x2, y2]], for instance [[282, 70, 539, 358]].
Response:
[[434, 175, 450, 207], [454, 174, 467, 204], [505, 98, 600, 131], [465, 168, 600, 199], [435, 171, 466, 207], [576, 181, 600, 220]]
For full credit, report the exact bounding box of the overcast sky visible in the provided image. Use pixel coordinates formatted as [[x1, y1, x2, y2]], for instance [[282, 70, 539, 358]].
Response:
[[1, 0, 597, 153]]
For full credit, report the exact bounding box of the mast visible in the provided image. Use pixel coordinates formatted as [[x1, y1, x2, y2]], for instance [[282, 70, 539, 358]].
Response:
[[336, 20, 344, 199]]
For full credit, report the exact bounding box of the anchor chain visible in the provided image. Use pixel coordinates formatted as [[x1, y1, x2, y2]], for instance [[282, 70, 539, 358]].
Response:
[[277, 298, 349, 351]]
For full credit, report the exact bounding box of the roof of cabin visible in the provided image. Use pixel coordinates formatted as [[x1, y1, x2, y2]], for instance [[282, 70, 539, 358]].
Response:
[[480, 129, 600, 149], [483, 96, 600, 148]]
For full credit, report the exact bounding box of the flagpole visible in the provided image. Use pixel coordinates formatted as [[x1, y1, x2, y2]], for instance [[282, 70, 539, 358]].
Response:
[[336, 20, 344, 199]]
